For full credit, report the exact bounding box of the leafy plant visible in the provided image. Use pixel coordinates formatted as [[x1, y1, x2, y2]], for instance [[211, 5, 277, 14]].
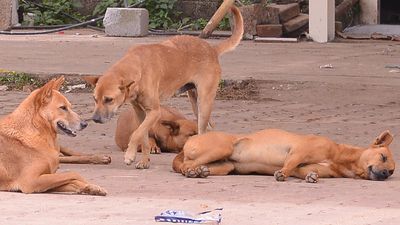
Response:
[[19, 0, 86, 25], [190, 15, 231, 31], [0, 71, 44, 90], [144, 0, 181, 29]]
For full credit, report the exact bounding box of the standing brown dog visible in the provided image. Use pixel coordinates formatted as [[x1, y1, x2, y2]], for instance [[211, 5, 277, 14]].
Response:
[[0, 77, 106, 195], [173, 129, 395, 182], [85, 6, 243, 169], [115, 106, 197, 153]]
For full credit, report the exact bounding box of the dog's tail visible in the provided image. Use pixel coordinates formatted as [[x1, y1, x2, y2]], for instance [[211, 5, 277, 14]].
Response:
[[172, 151, 184, 173], [213, 5, 244, 55]]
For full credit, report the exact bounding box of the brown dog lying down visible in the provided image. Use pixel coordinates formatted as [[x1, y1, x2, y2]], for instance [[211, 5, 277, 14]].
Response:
[[173, 129, 395, 182], [84, 5, 243, 169], [115, 106, 197, 154], [0, 77, 106, 195]]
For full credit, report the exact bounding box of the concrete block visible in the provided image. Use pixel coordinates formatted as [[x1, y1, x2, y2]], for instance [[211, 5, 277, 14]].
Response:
[[256, 24, 283, 37], [0, 0, 12, 30], [103, 8, 149, 37], [269, 3, 300, 23], [309, 0, 335, 43], [283, 13, 308, 33]]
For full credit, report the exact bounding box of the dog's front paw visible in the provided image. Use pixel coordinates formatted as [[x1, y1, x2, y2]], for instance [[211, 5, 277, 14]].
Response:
[[80, 184, 107, 196], [274, 170, 286, 182], [93, 155, 112, 164], [124, 151, 136, 165], [135, 159, 150, 169], [150, 145, 161, 154], [305, 172, 319, 183]]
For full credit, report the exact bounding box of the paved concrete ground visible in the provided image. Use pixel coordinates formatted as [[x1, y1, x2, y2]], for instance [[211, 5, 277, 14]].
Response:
[[0, 29, 400, 85]]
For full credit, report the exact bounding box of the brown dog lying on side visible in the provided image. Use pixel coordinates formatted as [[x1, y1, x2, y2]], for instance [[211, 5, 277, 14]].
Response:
[[173, 129, 395, 182], [84, 5, 243, 169], [115, 106, 197, 153], [0, 77, 106, 195]]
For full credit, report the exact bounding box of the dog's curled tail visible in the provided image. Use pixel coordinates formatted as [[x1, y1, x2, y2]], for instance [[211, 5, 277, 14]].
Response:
[[214, 5, 244, 55], [172, 151, 185, 173]]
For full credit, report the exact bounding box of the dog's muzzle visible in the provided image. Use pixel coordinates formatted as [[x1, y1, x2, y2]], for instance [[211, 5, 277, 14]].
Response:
[[57, 121, 77, 137], [368, 165, 394, 181]]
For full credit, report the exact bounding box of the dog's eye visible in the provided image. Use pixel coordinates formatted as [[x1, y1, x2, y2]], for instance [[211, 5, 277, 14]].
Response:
[[381, 153, 387, 162], [59, 106, 68, 111], [104, 97, 114, 104]]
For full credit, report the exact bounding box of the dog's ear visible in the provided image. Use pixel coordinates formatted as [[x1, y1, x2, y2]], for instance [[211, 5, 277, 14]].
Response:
[[119, 80, 137, 98], [161, 120, 180, 136], [35, 78, 56, 107], [82, 75, 100, 87], [52, 76, 65, 91], [372, 130, 393, 148]]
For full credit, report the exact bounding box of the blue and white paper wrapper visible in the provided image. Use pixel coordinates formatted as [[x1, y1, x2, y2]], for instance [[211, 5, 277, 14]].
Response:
[[155, 208, 223, 224]]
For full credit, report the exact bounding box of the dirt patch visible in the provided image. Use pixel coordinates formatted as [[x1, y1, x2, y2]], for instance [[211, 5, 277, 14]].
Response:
[[0, 73, 92, 93], [216, 79, 260, 100]]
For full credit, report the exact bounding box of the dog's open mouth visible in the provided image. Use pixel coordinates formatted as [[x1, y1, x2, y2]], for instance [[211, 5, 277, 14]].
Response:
[[57, 121, 77, 137]]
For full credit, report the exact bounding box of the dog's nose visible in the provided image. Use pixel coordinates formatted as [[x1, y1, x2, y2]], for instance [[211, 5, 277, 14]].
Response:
[[80, 121, 88, 129], [380, 169, 389, 178], [92, 114, 102, 124]]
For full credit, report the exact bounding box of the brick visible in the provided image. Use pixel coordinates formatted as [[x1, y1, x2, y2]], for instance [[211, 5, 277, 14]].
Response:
[[283, 13, 308, 33], [276, 0, 298, 4], [256, 24, 283, 37], [103, 8, 149, 37], [269, 3, 300, 23], [263, 5, 280, 24]]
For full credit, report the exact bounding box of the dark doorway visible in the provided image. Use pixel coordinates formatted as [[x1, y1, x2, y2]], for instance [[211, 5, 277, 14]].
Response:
[[380, 0, 400, 24]]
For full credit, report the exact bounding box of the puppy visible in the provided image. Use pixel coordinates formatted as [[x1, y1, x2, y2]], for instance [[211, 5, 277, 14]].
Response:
[[115, 106, 197, 153], [84, 5, 243, 169], [0, 77, 106, 195], [173, 129, 395, 182]]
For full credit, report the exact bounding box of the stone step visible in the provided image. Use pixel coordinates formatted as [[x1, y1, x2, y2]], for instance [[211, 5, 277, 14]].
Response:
[[269, 3, 300, 23], [256, 24, 283, 37], [283, 13, 309, 33]]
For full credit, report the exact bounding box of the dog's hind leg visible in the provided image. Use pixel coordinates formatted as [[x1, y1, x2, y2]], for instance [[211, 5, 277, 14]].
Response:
[[50, 179, 107, 196], [203, 161, 234, 176], [188, 89, 214, 129], [196, 72, 220, 134], [188, 89, 198, 119], [18, 172, 106, 195]]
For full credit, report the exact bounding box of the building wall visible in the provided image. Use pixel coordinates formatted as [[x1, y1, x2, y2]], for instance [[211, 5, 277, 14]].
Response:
[[176, 0, 222, 20], [360, 0, 380, 24]]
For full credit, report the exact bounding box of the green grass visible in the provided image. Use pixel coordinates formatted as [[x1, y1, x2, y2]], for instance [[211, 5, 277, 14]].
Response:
[[0, 70, 44, 90]]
